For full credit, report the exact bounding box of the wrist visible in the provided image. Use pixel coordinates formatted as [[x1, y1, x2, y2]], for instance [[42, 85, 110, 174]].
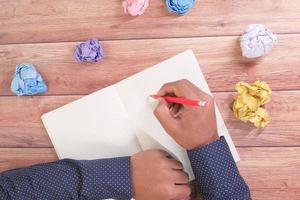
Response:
[[187, 132, 219, 150], [188, 136, 223, 154], [202, 132, 219, 147]]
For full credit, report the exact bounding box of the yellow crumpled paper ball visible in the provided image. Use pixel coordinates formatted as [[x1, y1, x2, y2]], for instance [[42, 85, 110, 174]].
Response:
[[233, 81, 272, 128]]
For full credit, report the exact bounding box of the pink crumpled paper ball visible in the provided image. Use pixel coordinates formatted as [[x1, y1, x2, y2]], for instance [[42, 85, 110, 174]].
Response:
[[122, 0, 150, 16]]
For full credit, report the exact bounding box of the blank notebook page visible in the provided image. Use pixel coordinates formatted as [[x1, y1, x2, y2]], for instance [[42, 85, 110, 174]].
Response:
[[41, 86, 141, 159]]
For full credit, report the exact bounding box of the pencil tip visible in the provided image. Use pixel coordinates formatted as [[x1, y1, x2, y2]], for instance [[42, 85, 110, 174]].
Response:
[[150, 95, 159, 99]]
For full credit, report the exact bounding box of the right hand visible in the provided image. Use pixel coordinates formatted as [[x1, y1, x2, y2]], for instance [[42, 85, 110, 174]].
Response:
[[154, 79, 219, 150], [131, 150, 191, 200]]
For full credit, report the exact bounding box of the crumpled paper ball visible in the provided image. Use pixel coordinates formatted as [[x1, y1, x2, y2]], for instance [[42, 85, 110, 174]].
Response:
[[74, 38, 104, 63], [166, 0, 196, 15], [11, 63, 48, 96], [122, 0, 149, 16], [232, 81, 272, 128], [240, 24, 277, 58]]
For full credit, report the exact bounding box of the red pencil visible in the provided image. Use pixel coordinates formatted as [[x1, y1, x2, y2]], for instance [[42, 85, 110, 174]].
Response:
[[150, 95, 209, 107]]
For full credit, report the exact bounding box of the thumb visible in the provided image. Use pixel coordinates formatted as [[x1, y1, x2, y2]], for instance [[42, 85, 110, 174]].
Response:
[[154, 98, 177, 134]]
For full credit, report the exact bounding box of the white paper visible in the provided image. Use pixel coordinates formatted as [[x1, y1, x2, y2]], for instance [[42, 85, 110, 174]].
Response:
[[42, 86, 141, 159], [42, 50, 240, 184]]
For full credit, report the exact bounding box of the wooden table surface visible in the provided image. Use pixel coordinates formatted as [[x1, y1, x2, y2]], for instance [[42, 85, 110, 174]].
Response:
[[0, 1, 299, 199]]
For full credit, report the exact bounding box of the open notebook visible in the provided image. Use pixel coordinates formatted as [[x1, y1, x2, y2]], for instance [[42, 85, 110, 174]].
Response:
[[41, 50, 240, 181]]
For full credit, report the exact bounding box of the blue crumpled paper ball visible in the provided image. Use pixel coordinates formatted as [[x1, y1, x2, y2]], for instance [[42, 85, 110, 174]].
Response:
[[74, 38, 104, 63], [11, 63, 48, 96], [166, 0, 196, 15]]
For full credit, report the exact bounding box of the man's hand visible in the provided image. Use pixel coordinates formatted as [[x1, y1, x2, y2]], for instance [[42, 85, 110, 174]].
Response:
[[154, 79, 219, 150], [131, 150, 191, 200]]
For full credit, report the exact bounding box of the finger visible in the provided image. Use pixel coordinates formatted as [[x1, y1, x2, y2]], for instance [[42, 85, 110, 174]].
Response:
[[173, 106, 187, 118], [157, 81, 180, 97], [173, 171, 189, 185], [154, 98, 178, 133], [167, 159, 184, 170], [149, 149, 171, 157], [168, 102, 176, 109], [171, 185, 191, 199], [170, 103, 181, 116]]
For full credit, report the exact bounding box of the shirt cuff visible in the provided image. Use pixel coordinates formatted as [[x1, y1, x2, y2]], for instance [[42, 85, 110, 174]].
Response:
[[187, 137, 250, 200], [75, 156, 133, 200]]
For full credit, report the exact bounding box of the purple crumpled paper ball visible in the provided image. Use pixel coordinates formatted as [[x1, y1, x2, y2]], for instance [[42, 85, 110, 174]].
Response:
[[74, 38, 104, 63]]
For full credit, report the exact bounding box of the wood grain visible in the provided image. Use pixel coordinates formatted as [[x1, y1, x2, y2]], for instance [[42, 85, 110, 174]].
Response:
[[1, 147, 299, 200], [0, 95, 80, 147], [0, 148, 57, 172], [238, 147, 300, 200], [1, 34, 300, 95], [1, 0, 300, 44], [0, 91, 299, 148], [1, 1, 300, 199]]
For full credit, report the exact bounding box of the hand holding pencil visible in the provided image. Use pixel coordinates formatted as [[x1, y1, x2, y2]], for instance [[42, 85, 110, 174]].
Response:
[[153, 79, 219, 150]]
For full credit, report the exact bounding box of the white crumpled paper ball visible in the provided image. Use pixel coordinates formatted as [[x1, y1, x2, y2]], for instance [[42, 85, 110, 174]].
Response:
[[240, 24, 277, 58]]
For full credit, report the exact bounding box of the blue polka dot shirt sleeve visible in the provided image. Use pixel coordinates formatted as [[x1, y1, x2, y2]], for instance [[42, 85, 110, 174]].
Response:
[[188, 137, 251, 200], [0, 157, 133, 200]]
